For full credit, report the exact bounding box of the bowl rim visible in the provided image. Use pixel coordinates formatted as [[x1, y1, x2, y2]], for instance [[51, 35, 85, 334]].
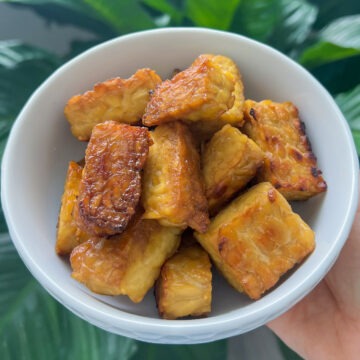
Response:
[[2, 27, 359, 343]]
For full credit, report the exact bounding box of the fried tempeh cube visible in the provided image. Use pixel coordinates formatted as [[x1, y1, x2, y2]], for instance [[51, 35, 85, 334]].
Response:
[[202, 124, 264, 214], [141, 122, 210, 233], [188, 54, 245, 140], [214, 55, 244, 126], [65, 68, 162, 140], [56, 161, 90, 255], [155, 240, 212, 319], [242, 100, 327, 200], [142, 54, 235, 127], [76, 121, 151, 237], [70, 215, 182, 303], [194, 182, 315, 300]]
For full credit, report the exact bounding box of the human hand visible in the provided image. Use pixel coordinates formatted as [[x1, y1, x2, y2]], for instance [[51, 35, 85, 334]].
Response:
[[268, 181, 360, 360]]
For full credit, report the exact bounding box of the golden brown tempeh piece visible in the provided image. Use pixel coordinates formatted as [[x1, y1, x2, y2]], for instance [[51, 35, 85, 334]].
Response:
[[142, 54, 235, 127], [56, 161, 90, 255], [242, 100, 327, 200], [65, 68, 162, 140], [195, 182, 315, 300], [202, 124, 264, 214], [155, 239, 212, 319], [70, 215, 182, 303], [141, 122, 210, 233], [188, 54, 245, 140], [76, 121, 151, 237], [212, 55, 244, 126]]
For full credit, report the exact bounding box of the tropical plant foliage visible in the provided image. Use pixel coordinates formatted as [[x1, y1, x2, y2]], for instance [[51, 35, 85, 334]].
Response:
[[0, 1, 359, 359]]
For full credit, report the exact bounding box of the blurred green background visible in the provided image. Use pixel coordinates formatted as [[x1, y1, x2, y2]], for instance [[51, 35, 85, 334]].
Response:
[[0, 1, 359, 359]]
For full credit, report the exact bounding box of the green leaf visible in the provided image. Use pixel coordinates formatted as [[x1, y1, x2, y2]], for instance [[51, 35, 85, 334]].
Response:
[[283, 0, 318, 45], [0, 205, 9, 233], [321, 15, 360, 48], [82, 0, 156, 33], [22, 3, 116, 39], [142, 0, 184, 25], [299, 41, 360, 67], [0, 40, 60, 69], [2, 0, 111, 39], [232, 0, 317, 53], [270, 0, 318, 51], [0, 0, 98, 18], [300, 15, 360, 67], [314, 0, 360, 30], [231, 0, 281, 41], [335, 84, 360, 155], [0, 233, 137, 360], [132, 339, 227, 360], [185, 0, 241, 30], [0, 234, 30, 322], [64, 39, 103, 61], [350, 130, 360, 156], [1, 0, 156, 35], [335, 84, 360, 129], [0, 40, 60, 125], [312, 57, 360, 96]]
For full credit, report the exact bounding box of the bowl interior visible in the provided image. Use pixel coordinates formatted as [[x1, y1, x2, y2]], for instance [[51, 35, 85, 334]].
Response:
[[2, 28, 358, 343]]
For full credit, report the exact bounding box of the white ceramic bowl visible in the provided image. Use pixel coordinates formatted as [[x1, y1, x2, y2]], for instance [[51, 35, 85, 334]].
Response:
[[2, 28, 358, 344]]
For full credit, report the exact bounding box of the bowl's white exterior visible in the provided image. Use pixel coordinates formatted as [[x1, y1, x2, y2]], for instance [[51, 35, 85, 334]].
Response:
[[1, 28, 358, 344]]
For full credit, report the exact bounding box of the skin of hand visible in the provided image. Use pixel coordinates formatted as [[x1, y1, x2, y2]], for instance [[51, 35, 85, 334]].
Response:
[[267, 180, 360, 360]]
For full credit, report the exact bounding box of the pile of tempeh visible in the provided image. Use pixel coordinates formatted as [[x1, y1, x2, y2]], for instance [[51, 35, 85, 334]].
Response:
[[56, 54, 327, 319]]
